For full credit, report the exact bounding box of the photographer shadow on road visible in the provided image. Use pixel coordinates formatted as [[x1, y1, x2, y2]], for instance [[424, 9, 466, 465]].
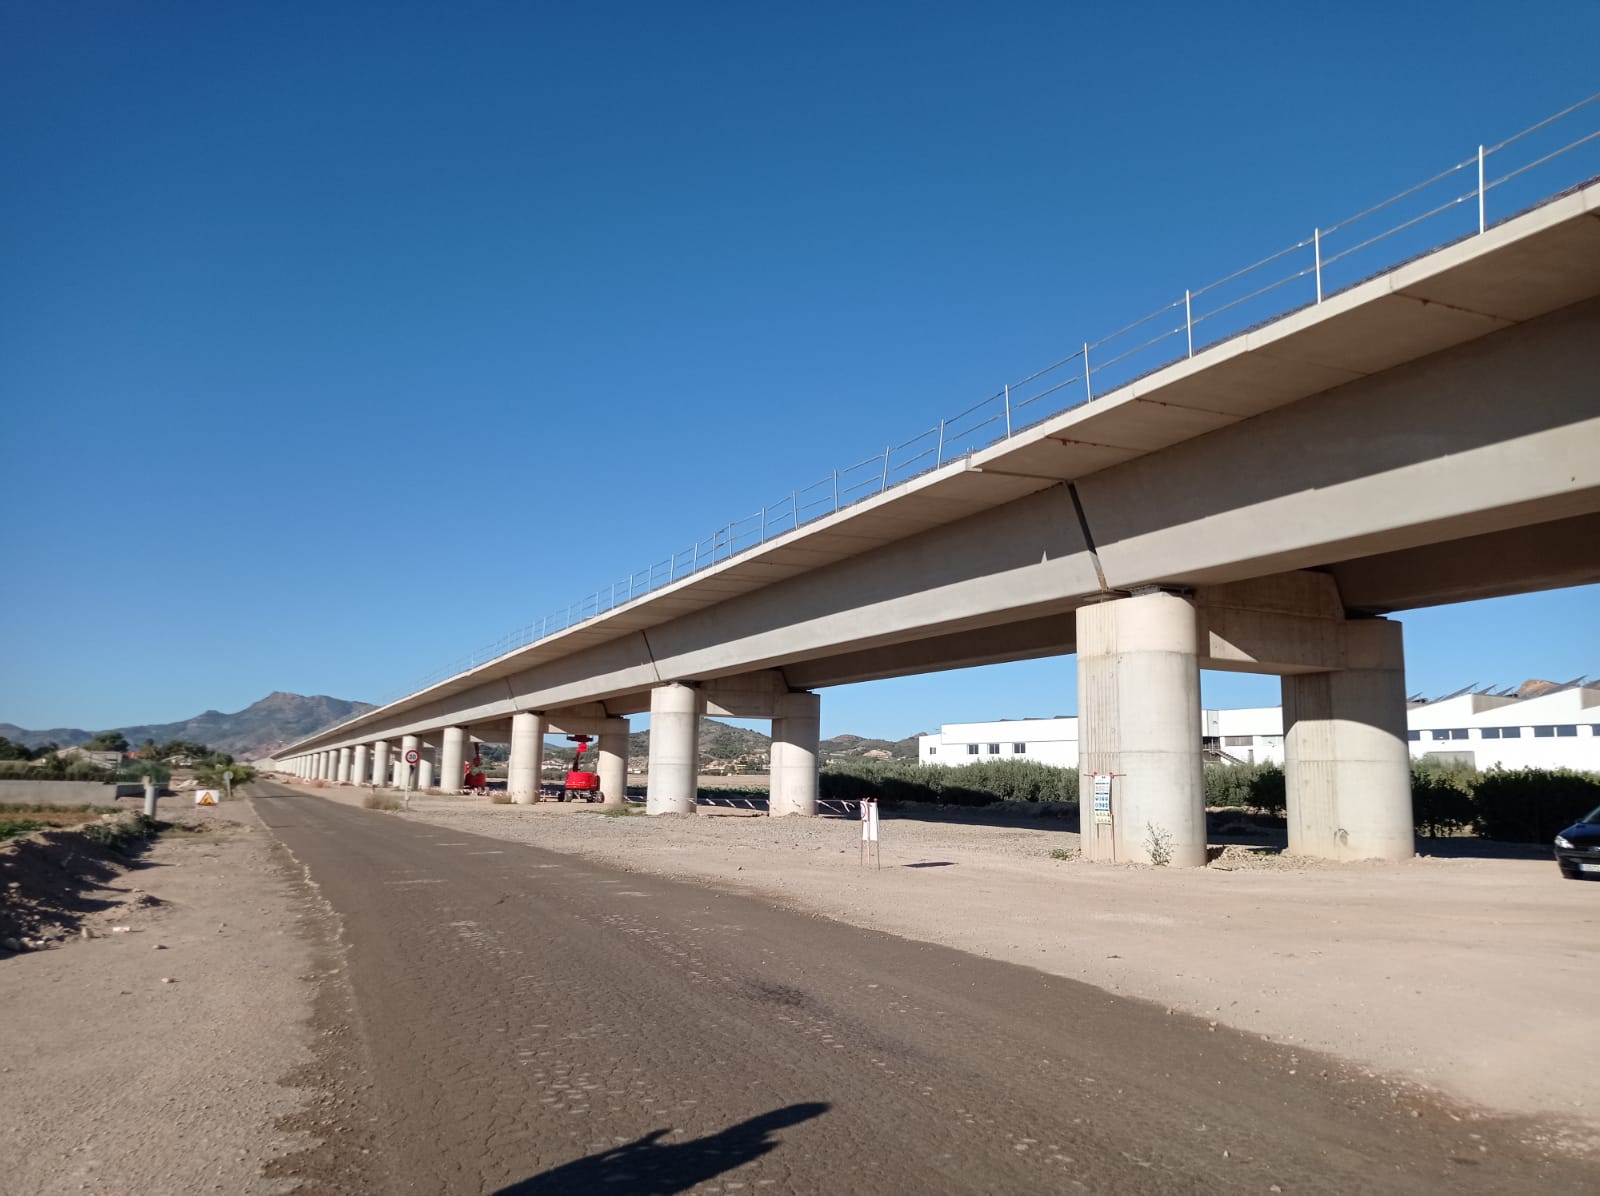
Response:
[[495, 1101, 830, 1195]]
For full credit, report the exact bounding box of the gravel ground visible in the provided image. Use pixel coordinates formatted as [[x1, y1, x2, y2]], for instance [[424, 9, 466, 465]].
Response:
[[0, 796, 327, 1194]]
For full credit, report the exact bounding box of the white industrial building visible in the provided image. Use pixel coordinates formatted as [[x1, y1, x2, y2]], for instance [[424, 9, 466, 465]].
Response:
[[919, 683, 1600, 773]]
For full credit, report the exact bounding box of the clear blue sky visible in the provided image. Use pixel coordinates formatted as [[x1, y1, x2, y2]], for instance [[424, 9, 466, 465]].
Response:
[[2, 3, 1596, 737]]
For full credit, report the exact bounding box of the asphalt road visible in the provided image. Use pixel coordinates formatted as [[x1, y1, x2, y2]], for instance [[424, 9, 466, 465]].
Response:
[[252, 783, 1595, 1194]]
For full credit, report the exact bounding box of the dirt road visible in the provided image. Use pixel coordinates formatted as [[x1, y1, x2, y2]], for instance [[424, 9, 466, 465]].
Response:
[[255, 783, 1596, 1194]]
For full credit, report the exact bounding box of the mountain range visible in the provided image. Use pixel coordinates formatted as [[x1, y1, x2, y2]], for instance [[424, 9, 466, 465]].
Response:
[[1, 692, 921, 764], [0, 692, 377, 760]]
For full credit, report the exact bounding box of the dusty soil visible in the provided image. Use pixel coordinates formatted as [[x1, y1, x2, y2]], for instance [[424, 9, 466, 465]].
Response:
[[0, 796, 330, 1194], [312, 780, 1600, 1154]]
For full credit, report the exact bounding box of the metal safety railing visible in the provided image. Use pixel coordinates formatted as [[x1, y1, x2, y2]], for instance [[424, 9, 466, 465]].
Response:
[[375, 90, 1600, 709]]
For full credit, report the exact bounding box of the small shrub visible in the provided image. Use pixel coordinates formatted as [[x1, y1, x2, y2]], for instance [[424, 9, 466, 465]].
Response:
[[1047, 846, 1077, 861], [362, 795, 402, 811], [1145, 822, 1174, 866], [489, 793, 512, 805], [79, 814, 161, 852], [0, 817, 46, 841]]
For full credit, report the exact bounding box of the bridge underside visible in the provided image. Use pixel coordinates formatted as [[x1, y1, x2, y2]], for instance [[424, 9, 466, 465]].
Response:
[[280, 187, 1600, 866]]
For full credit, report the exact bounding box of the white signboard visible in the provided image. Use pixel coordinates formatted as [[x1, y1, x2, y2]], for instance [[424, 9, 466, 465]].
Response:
[[860, 798, 880, 841], [1091, 773, 1113, 825], [195, 788, 220, 806]]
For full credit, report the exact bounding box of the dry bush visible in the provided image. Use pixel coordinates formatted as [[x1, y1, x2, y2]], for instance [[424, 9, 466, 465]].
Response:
[[362, 794, 402, 811], [489, 793, 512, 804]]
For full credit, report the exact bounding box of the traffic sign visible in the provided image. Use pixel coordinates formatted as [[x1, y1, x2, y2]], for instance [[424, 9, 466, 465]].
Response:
[[403, 749, 420, 765]]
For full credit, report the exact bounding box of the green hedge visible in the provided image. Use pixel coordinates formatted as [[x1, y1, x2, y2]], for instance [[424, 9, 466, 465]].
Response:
[[820, 758, 1079, 807], [1471, 768, 1600, 844], [1203, 763, 1285, 817]]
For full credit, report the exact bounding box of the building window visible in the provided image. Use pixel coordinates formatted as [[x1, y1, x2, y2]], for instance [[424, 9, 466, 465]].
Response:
[[1556, 725, 1578, 737], [987, 743, 1000, 755], [1407, 730, 1421, 741], [928, 746, 937, 756], [1223, 736, 1252, 747], [1012, 743, 1026, 754], [1502, 726, 1521, 738], [1480, 727, 1500, 739], [967, 744, 979, 755], [1448, 728, 1469, 740], [1534, 726, 1555, 738], [1430, 730, 1451, 741]]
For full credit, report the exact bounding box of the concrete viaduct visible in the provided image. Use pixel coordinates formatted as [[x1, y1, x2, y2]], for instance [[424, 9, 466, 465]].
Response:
[[281, 182, 1600, 867]]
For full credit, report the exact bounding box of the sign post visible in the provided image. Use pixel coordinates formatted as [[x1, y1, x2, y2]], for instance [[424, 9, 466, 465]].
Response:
[[859, 797, 880, 869], [403, 748, 420, 808], [1091, 772, 1116, 862], [223, 768, 234, 803]]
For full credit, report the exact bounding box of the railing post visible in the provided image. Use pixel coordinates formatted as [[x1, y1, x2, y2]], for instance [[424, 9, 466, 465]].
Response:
[[692, 541, 700, 572], [1082, 343, 1091, 402], [1314, 228, 1323, 304], [1003, 384, 1012, 437], [760, 505, 767, 542], [1478, 144, 1486, 234], [790, 489, 798, 529], [880, 445, 891, 492], [936, 419, 946, 464], [609, 582, 616, 609], [833, 470, 839, 511], [1185, 290, 1193, 357], [669, 551, 677, 580]]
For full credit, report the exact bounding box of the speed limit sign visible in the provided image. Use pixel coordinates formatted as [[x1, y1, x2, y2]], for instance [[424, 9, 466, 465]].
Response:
[[403, 749, 420, 765]]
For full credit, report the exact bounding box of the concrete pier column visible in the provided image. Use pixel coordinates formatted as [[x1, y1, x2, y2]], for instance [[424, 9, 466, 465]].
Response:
[[372, 740, 391, 790], [315, 752, 328, 781], [439, 726, 466, 795], [647, 683, 701, 815], [770, 691, 821, 816], [597, 718, 629, 808], [1077, 591, 1206, 867], [1284, 618, 1413, 862], [509, 712, 547, 804], [418, 745, 436, 791], [337, 747, 352, 784], [399, 735, 419, 790], [352, 743, 369, 786]]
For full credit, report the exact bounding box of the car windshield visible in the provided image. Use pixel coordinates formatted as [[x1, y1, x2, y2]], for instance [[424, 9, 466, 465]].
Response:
[[1585, 805, 1600, 825]]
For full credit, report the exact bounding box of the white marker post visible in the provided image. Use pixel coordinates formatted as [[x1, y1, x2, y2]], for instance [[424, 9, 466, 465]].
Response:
[[222, 768, 234, 803], [859, 797, 880, 869]]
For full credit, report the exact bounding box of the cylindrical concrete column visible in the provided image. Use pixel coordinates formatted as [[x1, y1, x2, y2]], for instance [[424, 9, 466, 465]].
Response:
[[372, 740, 391, 790], [418, 744, 436, 791], [352, 743, 370, 786], [399, 735, 419, 791], [1076, 591, 1206, 867], [647, 683, 700, 815], [596, 718, 629, 808], [337, 747, 352, 784], [439, 726, 466, 795], [770, 691, 820, 816], [1284, 618, 1413, 862], [313, 752, 326, 781], [509, 712, 546, 803]]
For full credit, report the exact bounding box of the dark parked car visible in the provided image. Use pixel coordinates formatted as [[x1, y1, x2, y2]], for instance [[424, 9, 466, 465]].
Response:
[[1554, 806, 1600, 880]]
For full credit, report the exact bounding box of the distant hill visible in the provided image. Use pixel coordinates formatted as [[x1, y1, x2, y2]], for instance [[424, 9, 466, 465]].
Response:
[[604, 719, 920, 770], [0, 692, 375, 761], [820, 732, 921, 760]]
